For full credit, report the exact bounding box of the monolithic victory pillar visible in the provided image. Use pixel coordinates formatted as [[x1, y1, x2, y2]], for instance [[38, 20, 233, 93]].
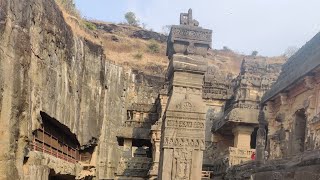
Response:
[[158, 9, 212, 180]]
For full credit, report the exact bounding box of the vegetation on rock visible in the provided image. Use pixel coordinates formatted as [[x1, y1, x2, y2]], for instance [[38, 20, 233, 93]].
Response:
[[148, 40, 160, 54], [83, 21, 97, 30], [125, 12, 139, 26]]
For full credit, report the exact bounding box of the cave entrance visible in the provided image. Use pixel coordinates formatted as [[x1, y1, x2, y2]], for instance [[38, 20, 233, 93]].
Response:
[[32, 112, 80, 163], [292, 109, 307, 155]]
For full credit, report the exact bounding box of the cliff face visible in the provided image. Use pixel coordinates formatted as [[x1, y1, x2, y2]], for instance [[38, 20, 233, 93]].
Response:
[[0, 0, 289, 179], [0, 0, 162, 179]]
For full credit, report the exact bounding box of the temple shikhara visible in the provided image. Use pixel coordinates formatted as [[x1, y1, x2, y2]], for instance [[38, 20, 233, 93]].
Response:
[[1, 0, 320, 179]]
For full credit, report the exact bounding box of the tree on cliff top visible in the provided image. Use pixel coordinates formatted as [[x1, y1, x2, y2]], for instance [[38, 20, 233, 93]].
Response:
[[251, 50, 258, 56], [125, 12, 139, 26]]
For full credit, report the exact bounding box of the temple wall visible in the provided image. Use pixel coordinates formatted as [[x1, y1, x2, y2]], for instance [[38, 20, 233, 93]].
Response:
[[267, 74, 320, 159]]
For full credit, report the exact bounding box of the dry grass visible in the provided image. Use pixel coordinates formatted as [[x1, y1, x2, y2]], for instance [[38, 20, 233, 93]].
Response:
[[56, 2, 101, 44], [100, 33, 168, 75], [54, 0, 168, 76], [54, 1, 286, 77]]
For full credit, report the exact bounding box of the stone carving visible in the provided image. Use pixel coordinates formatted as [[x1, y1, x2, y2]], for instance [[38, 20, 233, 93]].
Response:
[[166, 9, 212, 58], [228, 147, 255, 166], [163, 137, 205, 149], [166, 120, 204, 129], [159, 9, 208, 180], [213, 57, 282, 134], [176, 101, 193, 111], [256, 109, 267, 164], [180, 9, 199, 26], [202, 66, 233, 100], [123, 103, 159, 130], [172, 148, 192, 180]]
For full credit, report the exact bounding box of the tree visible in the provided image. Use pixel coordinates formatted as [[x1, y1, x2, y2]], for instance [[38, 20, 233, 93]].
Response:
[[284, 46, 298, 58], [124, 12, 139, 26], [162, 25, 171, 36], [251, 50, 258, 56], [222, 46, 232, 52]]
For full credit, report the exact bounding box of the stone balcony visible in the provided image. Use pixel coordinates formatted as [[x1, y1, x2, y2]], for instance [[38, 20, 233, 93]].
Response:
[[123, 120, 153, 129], [208, 147, 255, 176], [212, 103, 260, 133], [228, 147, 255, 166], [117, 118, 157, 140]]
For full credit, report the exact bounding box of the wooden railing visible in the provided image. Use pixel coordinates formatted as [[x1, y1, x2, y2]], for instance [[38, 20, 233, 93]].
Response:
[[31, 127, 80, 163]]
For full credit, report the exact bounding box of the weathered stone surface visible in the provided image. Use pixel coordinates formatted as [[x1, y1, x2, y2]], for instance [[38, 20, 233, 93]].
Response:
[[223, 28, 320, 180], [226, 150, 320, 180], [0, 0, 163, 179], [207, 57, 283, 179], [213, 57, 282, 133], [158, 9, 210, 180], [262, 32, 320, 103], [166, 9, 212, 58], [3, 0, 315, 179]]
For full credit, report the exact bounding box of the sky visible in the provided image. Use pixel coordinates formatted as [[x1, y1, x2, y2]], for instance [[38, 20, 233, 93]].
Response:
[[75, 0, 320, 57]]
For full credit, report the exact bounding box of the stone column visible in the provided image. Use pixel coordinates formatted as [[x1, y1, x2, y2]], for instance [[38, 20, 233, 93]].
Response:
[[232, 126, 254, 149], [149, 92, 168, 179], [123, 138, 132, 158], [256, 108, 267, 164], [158, 9, 212, 180], [158, 61, 207, 180], [148, 126, 161, 179]]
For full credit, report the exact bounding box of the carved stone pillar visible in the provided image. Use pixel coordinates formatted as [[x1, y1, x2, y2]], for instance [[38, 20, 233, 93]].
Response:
[[148, 124, 161, 179], [256, 108, 267, 164], [158, 9, 212, 180], [149, 91, 168, 179], [123, 138, 132, 158], [232, 126, 254, 149]]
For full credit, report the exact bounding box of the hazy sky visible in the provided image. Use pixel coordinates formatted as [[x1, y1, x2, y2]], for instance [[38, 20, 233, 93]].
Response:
[[75, 0, 320, 56]]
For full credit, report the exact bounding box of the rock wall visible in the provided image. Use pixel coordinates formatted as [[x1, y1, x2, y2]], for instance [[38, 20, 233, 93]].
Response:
[[0, 0, 163, 179]]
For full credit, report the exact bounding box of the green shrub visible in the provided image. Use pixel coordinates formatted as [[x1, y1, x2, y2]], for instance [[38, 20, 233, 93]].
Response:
[[125, 12, 139, 26], [148, 40, 160, 54], [133, 52, 143, 60], [251, 50, 258, 56], [83, 21, 97, 31]]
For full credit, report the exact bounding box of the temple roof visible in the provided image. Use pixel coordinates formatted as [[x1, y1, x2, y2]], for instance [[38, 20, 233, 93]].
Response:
[[262, 32, 320, 103]]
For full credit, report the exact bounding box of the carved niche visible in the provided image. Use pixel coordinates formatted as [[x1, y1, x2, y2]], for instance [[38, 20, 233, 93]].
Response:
[[172, 148, 192, 180]]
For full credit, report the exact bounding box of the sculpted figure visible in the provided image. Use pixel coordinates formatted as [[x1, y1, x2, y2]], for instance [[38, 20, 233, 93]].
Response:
[[256, 108, 267, 163]]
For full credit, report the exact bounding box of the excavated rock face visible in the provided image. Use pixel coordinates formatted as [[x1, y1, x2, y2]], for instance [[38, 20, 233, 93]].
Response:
[[0, 0, 163, 179]]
